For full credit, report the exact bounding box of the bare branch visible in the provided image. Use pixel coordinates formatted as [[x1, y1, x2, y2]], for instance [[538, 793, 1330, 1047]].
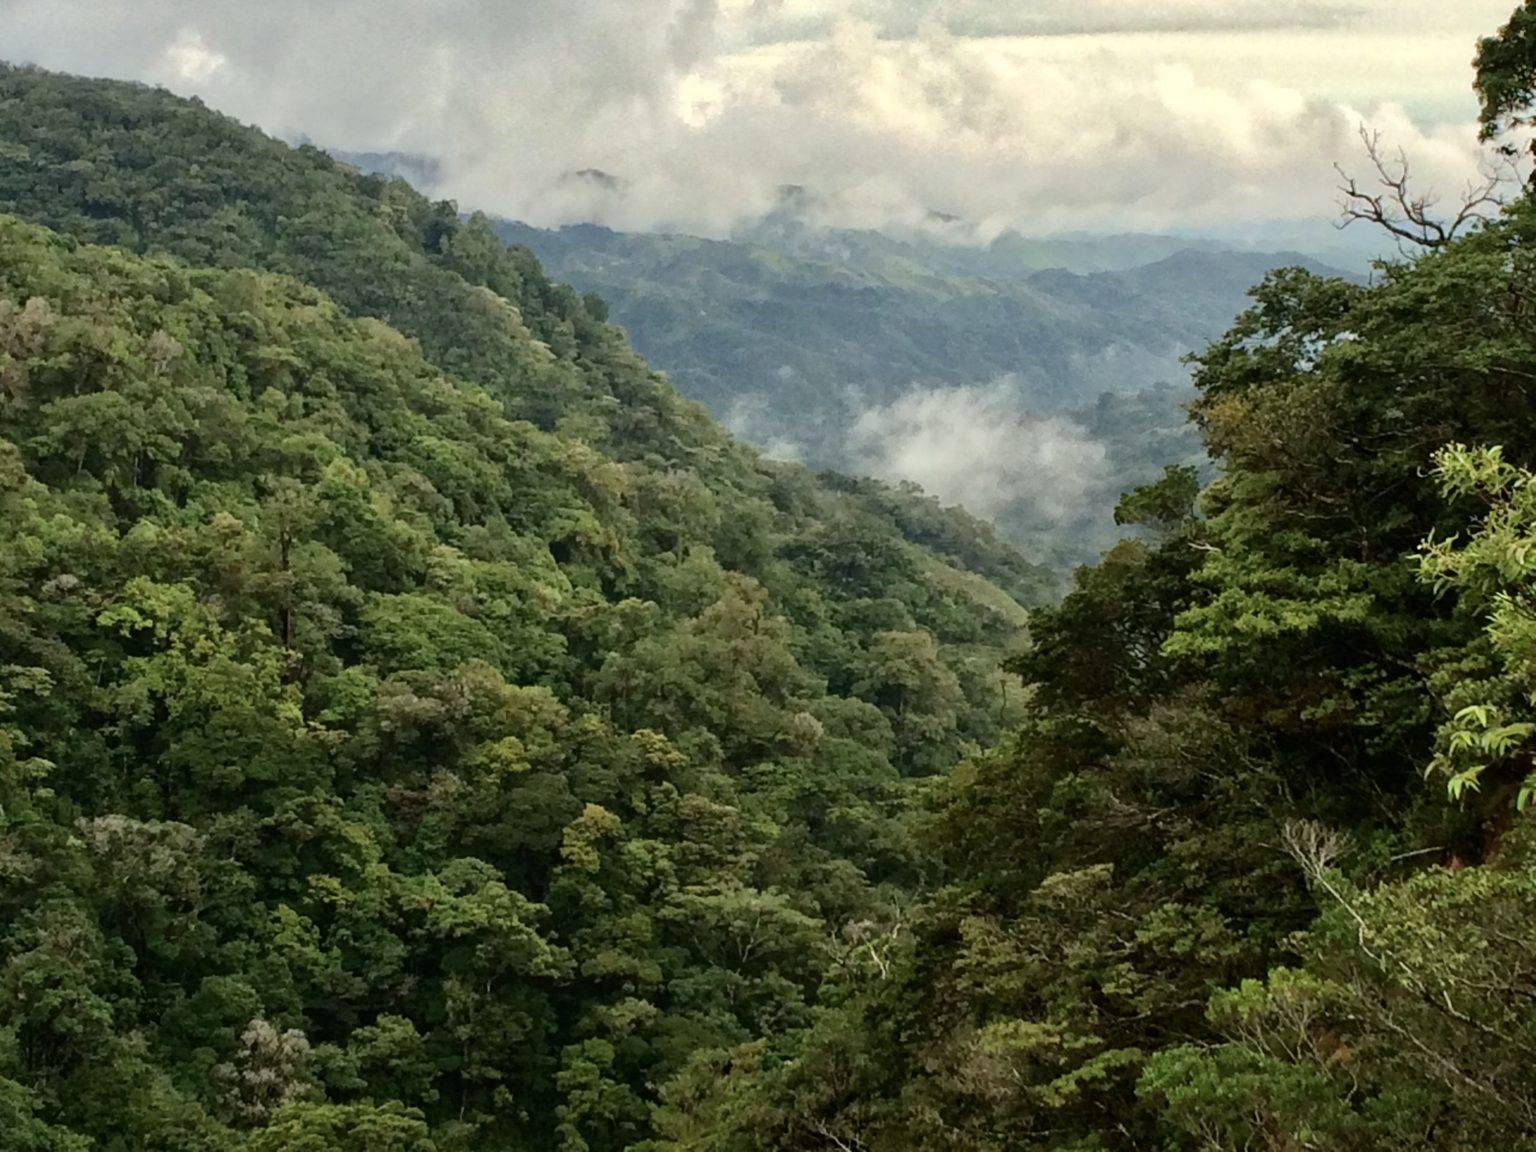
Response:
[[838, 906, 905, 980], [811, 1121, 868, 1152], [1336, 126, 1506, 254], [1282, 818, 1349, 882]]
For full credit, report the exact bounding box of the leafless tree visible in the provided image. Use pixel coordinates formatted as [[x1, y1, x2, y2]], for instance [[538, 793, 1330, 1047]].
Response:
[[1281, 817, 1349, 880], [810, 1122, 869, 1152], [1335, 126, 1509, 254], [837, 907, 906, 980]]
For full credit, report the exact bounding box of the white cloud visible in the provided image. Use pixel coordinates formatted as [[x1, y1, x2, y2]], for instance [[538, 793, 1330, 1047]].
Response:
[[163, 29, 225, 82], [0, 0, 1519, 236], [846, 379, 1108, 521], [733, 1, 1505, 40], [724, 393, 805, 461]]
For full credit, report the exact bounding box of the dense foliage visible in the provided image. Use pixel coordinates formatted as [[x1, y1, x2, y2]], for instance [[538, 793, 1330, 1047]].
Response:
[[622, 7, 1536, 1150], [0, 66, 1052, 1151], [9, 3, 1536, 1147]]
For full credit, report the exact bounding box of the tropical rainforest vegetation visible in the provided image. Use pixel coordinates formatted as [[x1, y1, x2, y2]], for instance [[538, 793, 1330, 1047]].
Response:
[[486, 219, 1288, 567], [4, 3, 1536, 1148], [0, 62, 1045, 1151]]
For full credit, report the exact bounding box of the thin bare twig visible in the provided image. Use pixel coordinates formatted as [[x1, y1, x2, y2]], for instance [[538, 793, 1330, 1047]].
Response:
[[1336, 126, 1507, 254]]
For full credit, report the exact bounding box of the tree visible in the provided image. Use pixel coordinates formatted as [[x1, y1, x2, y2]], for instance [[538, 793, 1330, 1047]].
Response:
[[1478, 1, 1536, 145], [1335, 126, 1504, 251], [1419, 445, 1536, 823]]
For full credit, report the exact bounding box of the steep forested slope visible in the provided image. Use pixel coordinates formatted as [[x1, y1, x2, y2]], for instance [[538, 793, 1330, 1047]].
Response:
[[0, 64, 1042, 610], [0, 65, 1052, 1152], [12, 4, 1536, 1147], [627, 7, 1536, 1150]]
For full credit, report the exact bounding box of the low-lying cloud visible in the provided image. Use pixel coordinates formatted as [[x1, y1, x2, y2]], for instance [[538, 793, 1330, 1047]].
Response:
[[723, 392, 807, 463], [846, 378, 1108, 522]]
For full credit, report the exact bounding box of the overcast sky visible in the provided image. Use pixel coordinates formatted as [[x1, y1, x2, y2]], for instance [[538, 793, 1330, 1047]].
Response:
[[0, 1, 1521, 239]]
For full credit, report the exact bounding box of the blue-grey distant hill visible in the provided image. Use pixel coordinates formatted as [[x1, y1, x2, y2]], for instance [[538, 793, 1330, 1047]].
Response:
[[326, 148, 1349, 565], [491, 218, 1347, 463], [482, 217, 1355, 565]]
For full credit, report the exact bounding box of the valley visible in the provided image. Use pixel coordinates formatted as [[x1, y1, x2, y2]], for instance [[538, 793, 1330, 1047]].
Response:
[[2, 5, 1536, 1149]]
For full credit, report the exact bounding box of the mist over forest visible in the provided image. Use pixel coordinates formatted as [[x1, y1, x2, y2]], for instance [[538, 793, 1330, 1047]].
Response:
[[4, 3, 1536, 1151], [484, 216, 1341, 567]]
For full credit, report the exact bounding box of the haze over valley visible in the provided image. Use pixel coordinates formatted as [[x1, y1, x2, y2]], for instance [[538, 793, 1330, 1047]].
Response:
[[488, 216, 1344, 564], [5, 4, 1536, 1151], [319, 150, 1354, 566]]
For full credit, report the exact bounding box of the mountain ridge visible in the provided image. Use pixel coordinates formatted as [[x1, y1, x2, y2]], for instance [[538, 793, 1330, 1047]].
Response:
[[0, 63, 1060, 1150]]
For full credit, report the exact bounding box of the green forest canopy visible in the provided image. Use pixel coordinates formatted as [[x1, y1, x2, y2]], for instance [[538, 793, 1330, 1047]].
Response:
[[6, 3, 1536, 1147], [0, 61, 1045, 1152]]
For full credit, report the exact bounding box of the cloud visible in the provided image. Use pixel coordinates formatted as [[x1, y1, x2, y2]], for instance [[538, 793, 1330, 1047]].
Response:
[[163, 29, 226, 82], [737, 0, 1363, 40], [723, 392, 805, 462], [0, 0, 1517, 237], [607, 22, 1497, 237], [846, 378, 1108, 521], [737, 1, 1502, 40]]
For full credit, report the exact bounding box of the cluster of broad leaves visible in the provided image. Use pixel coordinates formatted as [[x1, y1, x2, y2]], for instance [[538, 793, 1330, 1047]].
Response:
[[627, 6, 1536, 1151], [0, 66, 1057, 1151]]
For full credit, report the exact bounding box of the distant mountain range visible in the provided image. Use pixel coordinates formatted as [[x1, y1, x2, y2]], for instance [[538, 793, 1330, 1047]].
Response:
[[492, 218, 1349, 465], [328, 148, 1352, 567], [488, 219, 1357, 566]]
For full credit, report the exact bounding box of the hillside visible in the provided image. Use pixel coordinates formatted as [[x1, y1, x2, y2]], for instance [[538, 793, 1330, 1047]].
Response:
[[0, 65, 1050, 1151], [487, 220, 1352, 565], [492, 218, 1343, 467], [623, 11, 1536, 1145], [0, 66, 1049, 595], [10, 6, 1536, 1149]]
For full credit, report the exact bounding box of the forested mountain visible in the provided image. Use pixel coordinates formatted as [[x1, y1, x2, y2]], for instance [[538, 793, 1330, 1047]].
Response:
[[489, 220, 1340, 462], [621, 7, 1536, 1148], [7, 2, 1536, 1149], [488, 221, 1342, 448], [484, 220, 1345, 564], [316, 156, 1326, 570], [0, 63, 1049, 1151]]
